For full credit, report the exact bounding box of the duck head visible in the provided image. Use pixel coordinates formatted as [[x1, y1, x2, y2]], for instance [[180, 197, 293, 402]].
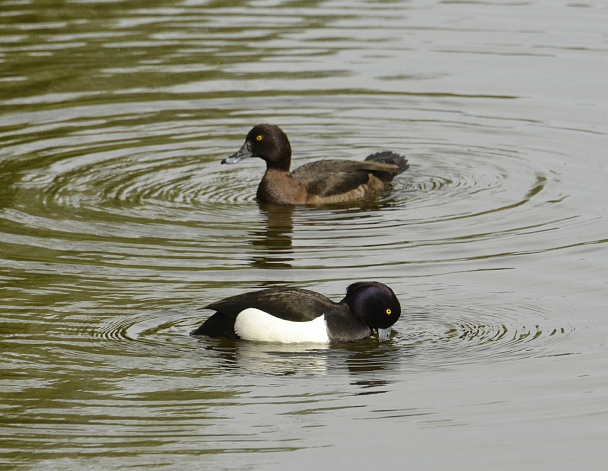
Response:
[[344, 281, 401, 340], [222, 124, 292, 171]]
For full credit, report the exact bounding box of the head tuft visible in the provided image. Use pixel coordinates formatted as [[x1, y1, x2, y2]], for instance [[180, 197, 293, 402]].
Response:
[[344, 281, 401, 330]]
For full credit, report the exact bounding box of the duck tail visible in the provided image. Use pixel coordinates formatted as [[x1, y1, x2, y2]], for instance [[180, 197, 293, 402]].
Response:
[[365, 151, 409, 175]]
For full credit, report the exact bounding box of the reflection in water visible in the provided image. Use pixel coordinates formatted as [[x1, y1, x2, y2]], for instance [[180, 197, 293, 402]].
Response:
[[197, 336, 404, 379], [246, 175, 401, 272], [249, 204, 294, 270], [1, 0, 607, 469], [0, 162, 18, 210], [223, 341, 328, 376], [343, 340, 403, 375]]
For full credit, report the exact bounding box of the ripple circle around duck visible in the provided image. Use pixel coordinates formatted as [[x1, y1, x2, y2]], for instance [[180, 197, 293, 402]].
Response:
[[3, 105, 575, 373]]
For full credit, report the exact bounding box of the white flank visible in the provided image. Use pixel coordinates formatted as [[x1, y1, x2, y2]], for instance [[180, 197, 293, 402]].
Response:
[[234, 308, 330, 344]]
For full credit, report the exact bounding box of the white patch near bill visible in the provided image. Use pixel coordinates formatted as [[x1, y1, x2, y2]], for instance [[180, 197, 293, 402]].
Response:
[[234, 308, 330, 344]]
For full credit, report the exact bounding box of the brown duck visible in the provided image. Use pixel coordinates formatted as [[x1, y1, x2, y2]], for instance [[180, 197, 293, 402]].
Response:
[[222, 124, 409, 205]]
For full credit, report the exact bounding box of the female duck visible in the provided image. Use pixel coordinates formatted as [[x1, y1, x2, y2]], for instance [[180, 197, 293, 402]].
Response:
[[222, 124, 409, 205], [191, 281, 401, 343]]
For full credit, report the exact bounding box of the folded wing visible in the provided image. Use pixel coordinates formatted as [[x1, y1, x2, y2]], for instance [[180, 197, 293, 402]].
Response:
[[203, 288, 337, 322]]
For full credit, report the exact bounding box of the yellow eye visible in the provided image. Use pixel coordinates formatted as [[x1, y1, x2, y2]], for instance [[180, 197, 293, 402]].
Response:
[[386, 308, 392, 315], [256, 135, 263, 141]]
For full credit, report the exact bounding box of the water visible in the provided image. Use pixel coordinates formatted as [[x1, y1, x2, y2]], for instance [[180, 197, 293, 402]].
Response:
[[1, 0, 607, 469]]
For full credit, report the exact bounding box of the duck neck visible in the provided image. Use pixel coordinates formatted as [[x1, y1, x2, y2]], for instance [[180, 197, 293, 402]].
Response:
[[264, 137, 291, 171], [267, 157, 290, 172]]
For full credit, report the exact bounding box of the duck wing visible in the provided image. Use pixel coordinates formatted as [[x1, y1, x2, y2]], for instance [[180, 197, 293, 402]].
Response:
[[292, 159, 400, 197], [203, 287, 337, 322]]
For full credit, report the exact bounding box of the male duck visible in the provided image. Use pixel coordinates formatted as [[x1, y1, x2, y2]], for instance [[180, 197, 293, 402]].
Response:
[[191, 281, 401, 343], [222, 124, 409, 205]]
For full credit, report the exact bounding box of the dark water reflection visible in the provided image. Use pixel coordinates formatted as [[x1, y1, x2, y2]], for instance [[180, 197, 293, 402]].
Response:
[[249, 204, 294, 271], [2, 0, 608, 469]]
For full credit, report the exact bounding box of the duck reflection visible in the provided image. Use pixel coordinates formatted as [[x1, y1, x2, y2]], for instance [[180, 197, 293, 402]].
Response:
[[248, 203, 294, 270], [247, 195, 403, 272], [0, 162, 18, 209], [199, 336, 404, 380]]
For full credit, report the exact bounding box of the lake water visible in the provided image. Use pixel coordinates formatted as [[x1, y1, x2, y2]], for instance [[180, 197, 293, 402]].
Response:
[[1, 0, 607, 469]]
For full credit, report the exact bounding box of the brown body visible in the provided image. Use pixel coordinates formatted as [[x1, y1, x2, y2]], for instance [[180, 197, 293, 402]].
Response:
[[258, 163, 393, 205], [222, 124, 409, 206]]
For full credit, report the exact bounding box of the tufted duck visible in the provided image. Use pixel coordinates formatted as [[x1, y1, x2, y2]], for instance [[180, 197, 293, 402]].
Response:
[[191, 281, 401, 343], [222, 124, 409, 205]]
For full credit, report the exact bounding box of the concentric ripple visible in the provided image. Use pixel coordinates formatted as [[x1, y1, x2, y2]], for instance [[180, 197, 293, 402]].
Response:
[[34, 148, 258, 220], [1, 105, 583, 367], [399, 303, 576, 368], [2, 0, 607, 468], [88, 298, 574, 378]]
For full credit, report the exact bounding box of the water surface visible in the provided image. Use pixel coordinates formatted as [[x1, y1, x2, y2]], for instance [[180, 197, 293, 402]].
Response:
[[1, 1, 608, 469]]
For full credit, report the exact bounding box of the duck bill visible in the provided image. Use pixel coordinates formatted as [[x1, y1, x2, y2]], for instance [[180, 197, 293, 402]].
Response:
[[222, 141, 252, 165], [377, 327, 392, 341]]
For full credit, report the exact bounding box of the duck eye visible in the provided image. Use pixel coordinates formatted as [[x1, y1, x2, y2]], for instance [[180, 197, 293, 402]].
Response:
[[256, 135, 263, 141], [386, 308, 392, 315]]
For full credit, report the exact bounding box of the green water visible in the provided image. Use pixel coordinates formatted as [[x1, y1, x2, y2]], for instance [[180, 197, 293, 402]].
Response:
[[1, 1, 607, 469]]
